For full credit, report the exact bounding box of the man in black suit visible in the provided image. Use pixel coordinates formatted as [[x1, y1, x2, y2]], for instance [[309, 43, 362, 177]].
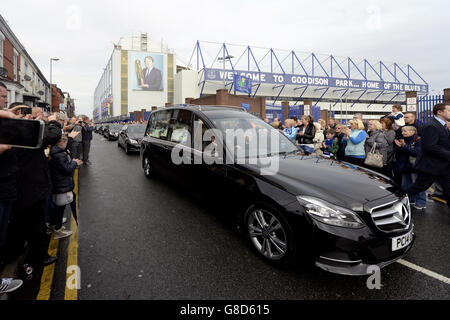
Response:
[[405, 103, 450, 209], [140, 56, 162, 91]]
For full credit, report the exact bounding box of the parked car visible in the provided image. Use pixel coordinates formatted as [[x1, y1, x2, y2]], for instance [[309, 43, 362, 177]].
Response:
[[94, 124, 100, 133], [98, 124, 106, 135], [118, 124, 147, 154], [103, 124, 123, 141], [140, 106, 414, 276]]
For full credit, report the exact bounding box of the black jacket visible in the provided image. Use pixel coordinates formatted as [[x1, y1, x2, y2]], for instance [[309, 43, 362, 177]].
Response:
[[414, 118, 450, 175], [14, 121, 62, 209], [395, 134, 422, 174], [335, 133, 346, 160], [82, 123, 94, 141], [296, 123, 316, 144], [395, 121, 423, 140], [49, 146, 78, 194], [0, 149, 18, 201], [143, 67, 162, 90]]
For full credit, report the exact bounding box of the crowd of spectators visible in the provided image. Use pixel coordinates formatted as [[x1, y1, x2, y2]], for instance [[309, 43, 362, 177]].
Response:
[[0, 81, 93, 294], [273, 103, 449, 212]]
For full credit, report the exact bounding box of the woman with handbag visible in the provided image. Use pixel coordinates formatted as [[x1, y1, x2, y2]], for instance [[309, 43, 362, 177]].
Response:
[[49, 136, 83, 239], [364, 120, 389, 173]]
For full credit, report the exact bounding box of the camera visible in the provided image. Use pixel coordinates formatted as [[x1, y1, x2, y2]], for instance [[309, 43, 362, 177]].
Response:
[[22, 107, 32, 115]]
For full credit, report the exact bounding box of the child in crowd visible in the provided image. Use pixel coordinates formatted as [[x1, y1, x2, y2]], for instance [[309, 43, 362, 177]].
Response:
[[49, 135, 82, 239], [321, 129, 339, 158], [389, 105, 405, 130], [282, 119, 298, 143]]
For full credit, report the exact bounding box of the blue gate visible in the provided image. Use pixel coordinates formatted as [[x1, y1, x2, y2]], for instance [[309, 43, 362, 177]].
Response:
[[417, 95, 444, 125], [288, 105, 304, 120], [311, 106, 321, 123], [265, 104, 285, 123]]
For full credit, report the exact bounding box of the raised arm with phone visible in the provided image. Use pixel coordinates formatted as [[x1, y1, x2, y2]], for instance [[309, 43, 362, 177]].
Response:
[[0, 83, 24, 294]]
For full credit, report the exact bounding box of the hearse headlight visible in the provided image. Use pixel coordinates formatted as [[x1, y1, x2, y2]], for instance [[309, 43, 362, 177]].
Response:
[[297, 196, 365, 229], [129, 139, 138, 144]]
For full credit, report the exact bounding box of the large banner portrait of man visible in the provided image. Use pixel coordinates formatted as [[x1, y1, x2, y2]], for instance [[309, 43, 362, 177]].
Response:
[[130, 52, 164, 91]]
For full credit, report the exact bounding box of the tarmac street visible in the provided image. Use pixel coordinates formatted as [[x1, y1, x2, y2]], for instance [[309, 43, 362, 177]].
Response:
[[76, 134, 450, 300], [10, 134, 450, 300]]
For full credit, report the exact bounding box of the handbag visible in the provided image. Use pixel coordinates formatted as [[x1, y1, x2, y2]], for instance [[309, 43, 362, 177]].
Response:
[[52, 191, 74, 206], [365, 142, 384, 168]]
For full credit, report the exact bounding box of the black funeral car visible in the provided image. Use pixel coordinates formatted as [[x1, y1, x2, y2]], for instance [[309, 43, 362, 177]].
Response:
[[103, 123, 123, 141], [118, 124, 146, 154], [140, 106, 414, 276]]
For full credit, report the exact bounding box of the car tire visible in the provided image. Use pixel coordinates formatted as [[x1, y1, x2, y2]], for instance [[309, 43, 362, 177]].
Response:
[[243, 203, 296, 266], [125, 144, 130, 155], [143, 156, 154, 178], [117, 141, 121, 148]]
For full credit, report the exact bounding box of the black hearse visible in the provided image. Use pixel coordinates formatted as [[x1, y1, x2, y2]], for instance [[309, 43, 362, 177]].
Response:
[[103, 123, 123, 141], [140, 106, 414, 276], [118, 124, 146, 154]]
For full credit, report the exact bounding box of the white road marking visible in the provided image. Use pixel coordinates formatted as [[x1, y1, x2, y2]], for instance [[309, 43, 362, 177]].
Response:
[[397, 259, 450, 285]]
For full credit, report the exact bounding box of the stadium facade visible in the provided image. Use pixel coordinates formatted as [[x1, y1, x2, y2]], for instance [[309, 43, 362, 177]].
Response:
[[94, 38, 430, 123]]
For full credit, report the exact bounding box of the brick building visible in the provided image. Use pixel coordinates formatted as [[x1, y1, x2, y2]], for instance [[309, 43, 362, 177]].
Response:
[[51, 85, 64, 112], [1, 14, 52, 109], [185, 89, 266, 118]]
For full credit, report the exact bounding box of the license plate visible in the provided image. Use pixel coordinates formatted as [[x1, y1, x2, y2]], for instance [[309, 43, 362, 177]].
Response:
[[391, 230, 413, 251]]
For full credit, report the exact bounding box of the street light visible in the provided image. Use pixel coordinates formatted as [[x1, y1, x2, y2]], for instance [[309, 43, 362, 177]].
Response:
[[50, 58, 59, 86]]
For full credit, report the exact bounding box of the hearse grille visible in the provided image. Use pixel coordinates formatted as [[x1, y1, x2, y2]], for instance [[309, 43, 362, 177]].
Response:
[[369, 198, 411, 232]]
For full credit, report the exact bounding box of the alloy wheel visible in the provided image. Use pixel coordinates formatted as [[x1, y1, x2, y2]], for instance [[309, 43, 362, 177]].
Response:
[[247, 209, 288, 261]]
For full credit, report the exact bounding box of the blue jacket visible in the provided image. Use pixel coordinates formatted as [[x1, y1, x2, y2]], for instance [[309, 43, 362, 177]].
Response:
[[283, 126, 299, 143], [344, 130, 367, 158]]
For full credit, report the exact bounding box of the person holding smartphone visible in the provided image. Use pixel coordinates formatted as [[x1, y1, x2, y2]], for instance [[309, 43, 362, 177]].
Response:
[[5, 107, 63, 271], [0, 82, 23, 294], [68, 118, 83, 159]]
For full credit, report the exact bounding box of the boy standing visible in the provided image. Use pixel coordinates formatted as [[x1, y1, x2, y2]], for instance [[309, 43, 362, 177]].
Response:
[[49, 136, 82, 239], [321, 129, 339, 158]]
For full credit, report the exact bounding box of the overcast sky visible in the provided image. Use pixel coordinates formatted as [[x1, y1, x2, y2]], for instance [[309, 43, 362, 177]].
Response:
[[1, 0, 449, 116]]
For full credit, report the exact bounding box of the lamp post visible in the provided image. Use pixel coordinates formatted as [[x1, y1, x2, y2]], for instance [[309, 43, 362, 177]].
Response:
[[50, 58, 59, 112], [50, 58, 60, 86]]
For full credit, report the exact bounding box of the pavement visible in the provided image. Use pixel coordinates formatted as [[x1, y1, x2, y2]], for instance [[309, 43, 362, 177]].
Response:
[[4, 134, 450, 300]]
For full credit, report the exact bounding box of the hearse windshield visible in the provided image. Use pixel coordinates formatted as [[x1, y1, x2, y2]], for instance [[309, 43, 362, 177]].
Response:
[[128, 125, 146, 134], [207, 113, 298, 158]]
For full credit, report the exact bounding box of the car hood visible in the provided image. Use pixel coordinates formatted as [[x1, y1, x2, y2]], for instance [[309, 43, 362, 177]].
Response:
[[240, 154, 401, 210]]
